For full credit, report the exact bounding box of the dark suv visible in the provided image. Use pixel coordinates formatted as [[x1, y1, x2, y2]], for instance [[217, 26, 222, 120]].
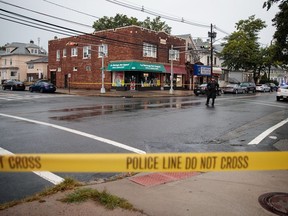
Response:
[[240, 82, 256, 93]]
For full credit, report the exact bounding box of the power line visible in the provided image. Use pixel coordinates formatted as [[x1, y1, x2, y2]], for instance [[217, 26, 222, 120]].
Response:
[[0, 8, 179, 54], [0, 0, 171, 49], [0, 0, 93, 29], [43, 0, 100, 19], [106, 0, 230, 35]]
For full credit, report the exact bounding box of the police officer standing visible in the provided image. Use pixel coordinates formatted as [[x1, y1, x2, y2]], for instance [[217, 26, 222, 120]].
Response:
[[206, 78, 219, 106]]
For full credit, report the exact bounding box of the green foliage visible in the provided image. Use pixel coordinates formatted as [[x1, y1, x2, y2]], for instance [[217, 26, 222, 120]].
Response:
[[220, 16, 267, 82], [263, 0, 288, 66], [62, 188, 134, 210], [92, 14, 171, 34], [0, 178, 81, 210], [141, 16, 171, 34]]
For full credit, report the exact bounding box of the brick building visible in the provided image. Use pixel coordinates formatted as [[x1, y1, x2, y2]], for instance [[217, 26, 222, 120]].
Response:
[[48, 25, 189, 91]]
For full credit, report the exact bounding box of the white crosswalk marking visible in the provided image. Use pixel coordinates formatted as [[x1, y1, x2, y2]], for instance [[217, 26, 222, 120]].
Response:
[[0, 92, 72, 101]]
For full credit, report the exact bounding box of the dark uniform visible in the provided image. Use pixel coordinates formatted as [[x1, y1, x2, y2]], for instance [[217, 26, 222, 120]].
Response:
[[206, 79, 219, 106]]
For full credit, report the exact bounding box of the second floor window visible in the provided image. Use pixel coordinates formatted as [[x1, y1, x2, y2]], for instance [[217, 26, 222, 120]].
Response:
[[56, 50, 60, 61], [71, 47, 78, 57], [83, 46, 91, 59], [63, 48, 67, 57], [28, 64, 34, 69], [143, 43, 157, 58], [10, 58, 12, 65]]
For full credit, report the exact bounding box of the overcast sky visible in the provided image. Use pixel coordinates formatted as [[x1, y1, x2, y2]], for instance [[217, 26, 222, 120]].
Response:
[[0, 0, 280, 51]]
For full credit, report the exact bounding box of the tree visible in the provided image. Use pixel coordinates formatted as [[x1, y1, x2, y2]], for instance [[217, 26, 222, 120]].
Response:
[[141, 16, 171, 34], [263, 0, 288, 66], [220, 15, 266, 82], [92, 14, 171, 34], [92, 14, 140, 31]]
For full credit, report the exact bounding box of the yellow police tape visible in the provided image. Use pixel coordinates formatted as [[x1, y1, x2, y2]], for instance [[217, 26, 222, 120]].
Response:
[[0, 152, 287, 172]]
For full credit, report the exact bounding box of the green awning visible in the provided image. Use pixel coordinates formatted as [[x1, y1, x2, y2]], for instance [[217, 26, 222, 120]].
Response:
[[107, 61, 166, 72]]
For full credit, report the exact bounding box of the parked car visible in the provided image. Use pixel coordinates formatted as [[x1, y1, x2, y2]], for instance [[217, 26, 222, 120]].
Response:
[[239, 82, 256, 93], [194, 83, 221, 96], [2, 80, 26, 91], [222, 84, 246, 94], [265, 83, 278, 92], [276, 85, 288, 101], [29, 81, 56, 93], [256, 84, 271, 92]]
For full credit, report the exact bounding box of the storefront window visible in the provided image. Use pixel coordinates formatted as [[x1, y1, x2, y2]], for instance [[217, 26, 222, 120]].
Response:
[[112, 72, 124, 87], [176, 75, 182, 87], [140, 73, 160, 87]]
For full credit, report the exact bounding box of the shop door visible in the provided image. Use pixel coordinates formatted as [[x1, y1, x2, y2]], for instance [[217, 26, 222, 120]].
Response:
[[50, 71, 56, 85], [125, 72, 139, 90]]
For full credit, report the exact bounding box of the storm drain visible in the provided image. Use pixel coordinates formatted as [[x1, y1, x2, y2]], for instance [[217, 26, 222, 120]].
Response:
[[129, 172, 200, 186], [258, 192, 288, 216]]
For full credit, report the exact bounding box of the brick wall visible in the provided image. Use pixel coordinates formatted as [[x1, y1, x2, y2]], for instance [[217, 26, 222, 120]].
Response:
[[48, 26, 186, 90]]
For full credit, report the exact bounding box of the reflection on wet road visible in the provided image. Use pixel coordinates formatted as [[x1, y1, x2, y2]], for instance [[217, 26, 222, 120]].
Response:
[[49, 98, 202, 121]]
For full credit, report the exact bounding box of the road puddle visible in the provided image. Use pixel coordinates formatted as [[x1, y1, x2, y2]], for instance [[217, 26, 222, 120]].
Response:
[[49, 100, 201, 121]]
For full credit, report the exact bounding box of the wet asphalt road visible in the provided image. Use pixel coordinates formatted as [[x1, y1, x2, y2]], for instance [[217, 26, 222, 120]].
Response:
[[0, 90, 287, 204]]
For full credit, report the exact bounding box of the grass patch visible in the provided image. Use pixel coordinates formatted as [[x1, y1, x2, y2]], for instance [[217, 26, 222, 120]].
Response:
[[0, 178, 81, 210], [61, 188, 136, 211]]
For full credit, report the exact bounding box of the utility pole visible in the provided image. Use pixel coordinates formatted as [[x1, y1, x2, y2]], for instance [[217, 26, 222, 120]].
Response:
[[208, 24, 217, 78]]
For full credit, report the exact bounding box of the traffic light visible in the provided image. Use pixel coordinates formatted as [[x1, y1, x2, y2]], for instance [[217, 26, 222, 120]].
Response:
[[66, 42, 78, 46]]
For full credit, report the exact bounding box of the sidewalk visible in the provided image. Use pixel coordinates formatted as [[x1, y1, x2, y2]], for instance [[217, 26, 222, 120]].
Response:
[[1, 170, 287, 216], [56, 88, 195, 98]]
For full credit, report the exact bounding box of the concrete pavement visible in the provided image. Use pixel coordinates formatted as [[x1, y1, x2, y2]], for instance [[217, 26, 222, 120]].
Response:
[[1, 170, 287, 215], [55, 88, 195, 98]]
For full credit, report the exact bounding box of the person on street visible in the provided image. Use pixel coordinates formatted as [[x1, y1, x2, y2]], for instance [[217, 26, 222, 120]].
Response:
[[206, 78, 219, 106]]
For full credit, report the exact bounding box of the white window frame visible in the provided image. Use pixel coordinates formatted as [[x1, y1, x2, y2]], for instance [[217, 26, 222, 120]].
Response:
[[169, 49, 180, 61], [83, 46, 91, 59], [56, 50, 60, 61], [143, 42, 157, 58], [98, 44, 108, 58], [73, 66, 78, 71], [71, 47, 78, 57], [63, 48, 67, 57]]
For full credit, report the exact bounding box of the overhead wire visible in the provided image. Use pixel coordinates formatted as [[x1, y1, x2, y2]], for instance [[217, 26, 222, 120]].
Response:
[[0, 0, 209, 55], [0, 0, 93, 29], [43, 0, 100, 19], [0, 8, 178, 55], [0, 0, 178, 52], [41, 0, 223, 41], [105, 0, 230, 34]]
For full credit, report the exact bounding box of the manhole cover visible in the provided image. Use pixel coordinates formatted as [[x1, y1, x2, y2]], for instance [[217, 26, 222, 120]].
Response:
[[258, 192, 288, 216]]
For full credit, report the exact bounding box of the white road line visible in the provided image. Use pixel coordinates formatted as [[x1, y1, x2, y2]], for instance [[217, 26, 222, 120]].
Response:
[[0, 147, 64, 185], [0, 113, 146, 154], [0, 112, 146, 185], [248, 118, 288, 145]]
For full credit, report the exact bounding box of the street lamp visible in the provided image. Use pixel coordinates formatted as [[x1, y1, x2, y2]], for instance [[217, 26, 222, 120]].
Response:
[[169, 45, 174, 94], [100, 44, 106, 94]]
